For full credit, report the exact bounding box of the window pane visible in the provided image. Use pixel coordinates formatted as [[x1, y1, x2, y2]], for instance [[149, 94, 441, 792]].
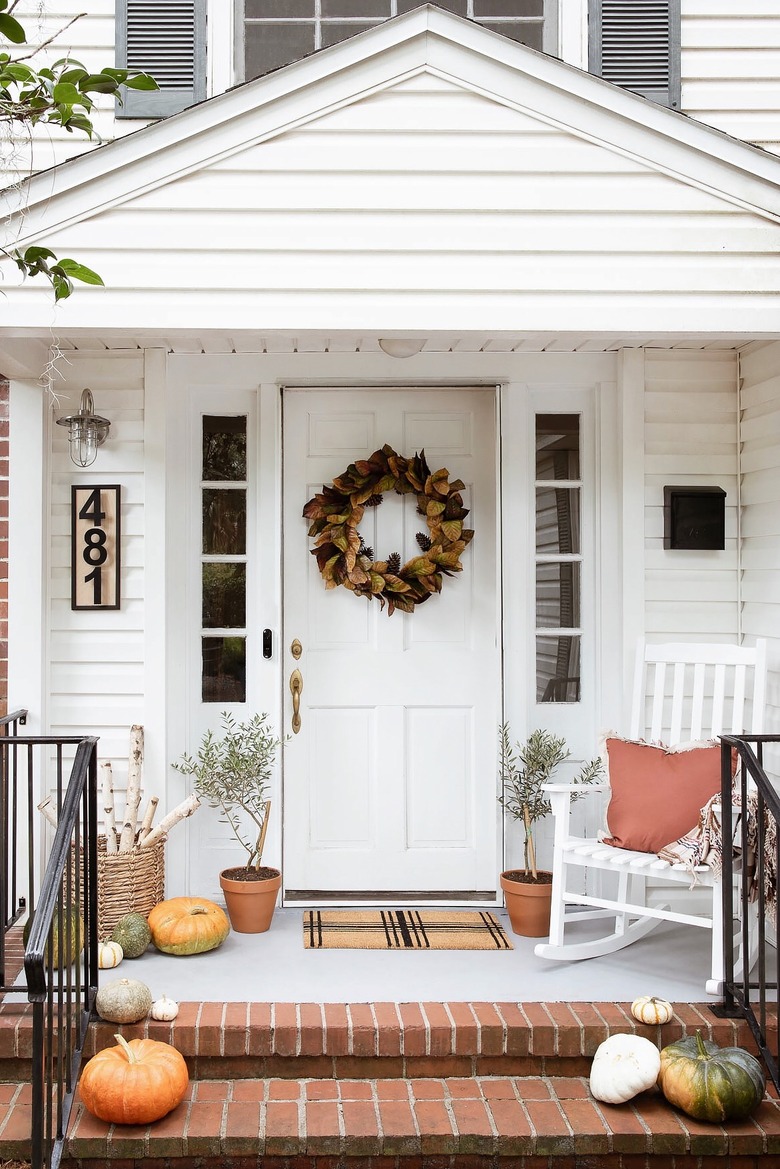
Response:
[[321, 21, 379, 47], [535, 486, 580, 555], [202, 637, 246, 703], [245, 22, 315, 79], [322, 0, 389, 15], [397, 0, 466, 11], [203, 489, 247, 555], [478, 21, 543, 49], [246, 0, 314, 15], [475, 0, 543, 14], [202, 563, 246, 628], [536, 562, 581, 629], [537, 636, 580, 703], [203, 416, 247, 482], [536, 414, 580, 480]]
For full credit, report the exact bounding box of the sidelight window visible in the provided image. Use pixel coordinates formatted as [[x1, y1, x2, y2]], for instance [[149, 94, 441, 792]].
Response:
[[201, 416, 248, 703], [535, 414, 582, 704]]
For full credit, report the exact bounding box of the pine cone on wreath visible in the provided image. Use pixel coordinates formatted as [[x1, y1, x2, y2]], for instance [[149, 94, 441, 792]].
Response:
[[387, 552, 401, 575]]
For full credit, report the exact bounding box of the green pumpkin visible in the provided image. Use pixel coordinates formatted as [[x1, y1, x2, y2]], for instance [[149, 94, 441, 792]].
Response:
[[658, 1031, 765, 1122], [23, 907, 84, 967], [110, 912, 152, 959]]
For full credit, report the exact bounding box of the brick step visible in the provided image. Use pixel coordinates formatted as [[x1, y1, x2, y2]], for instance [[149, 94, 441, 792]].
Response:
[[81, 1001, 771, 1082], [54, 1073, 780, 1167]]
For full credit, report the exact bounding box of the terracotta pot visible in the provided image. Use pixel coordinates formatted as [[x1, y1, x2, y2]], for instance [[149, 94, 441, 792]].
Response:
[[219, 867, 281, 933], [500, 870, 553, 938]]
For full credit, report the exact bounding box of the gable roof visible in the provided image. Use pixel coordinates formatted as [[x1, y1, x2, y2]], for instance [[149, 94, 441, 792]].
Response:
[[5, 1, 780, 248]]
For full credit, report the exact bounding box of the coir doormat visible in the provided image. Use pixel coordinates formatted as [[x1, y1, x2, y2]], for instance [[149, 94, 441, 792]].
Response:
[[303, 909, 513, 950]]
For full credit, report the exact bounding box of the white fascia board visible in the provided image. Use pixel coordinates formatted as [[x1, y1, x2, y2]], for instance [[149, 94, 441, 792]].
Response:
[[6, 4, 780, 243]]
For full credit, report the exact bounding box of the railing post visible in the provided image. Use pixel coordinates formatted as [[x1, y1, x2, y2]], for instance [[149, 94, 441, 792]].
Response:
[[719, 737, 736, 1013]]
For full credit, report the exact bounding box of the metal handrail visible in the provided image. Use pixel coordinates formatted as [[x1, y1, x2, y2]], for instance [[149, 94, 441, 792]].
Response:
[[24, 737, 99, 1169], [717, 734, 780, 1093]]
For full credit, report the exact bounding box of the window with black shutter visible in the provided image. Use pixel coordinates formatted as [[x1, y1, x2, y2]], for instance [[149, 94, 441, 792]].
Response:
[[589, 0, 680, 109], [116, 0, 207, 118]]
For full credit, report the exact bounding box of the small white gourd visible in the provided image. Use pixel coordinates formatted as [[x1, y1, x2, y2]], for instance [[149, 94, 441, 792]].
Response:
[[97, 940, 124, 969], [589, 1033, 661, 1104], [150, 994, 180, 1022], [631, 996, 674, 1026]]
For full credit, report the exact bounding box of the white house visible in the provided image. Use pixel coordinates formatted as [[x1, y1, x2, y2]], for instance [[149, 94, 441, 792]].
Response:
[[1, 3, 778, 905]]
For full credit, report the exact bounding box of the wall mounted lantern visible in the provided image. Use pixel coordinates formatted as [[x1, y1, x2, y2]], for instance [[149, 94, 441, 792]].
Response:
[[56, 388, 111, 468]]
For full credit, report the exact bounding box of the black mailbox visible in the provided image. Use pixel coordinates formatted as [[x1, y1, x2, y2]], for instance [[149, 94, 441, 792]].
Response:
[[663, 486, 726, 550]]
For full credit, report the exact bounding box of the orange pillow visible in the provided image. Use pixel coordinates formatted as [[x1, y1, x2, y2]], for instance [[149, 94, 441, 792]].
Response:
[[602, 737, 723, 853]]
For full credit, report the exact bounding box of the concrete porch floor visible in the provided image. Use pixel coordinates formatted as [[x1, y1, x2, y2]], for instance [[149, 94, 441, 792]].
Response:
[[110, 905, 726, 1005]]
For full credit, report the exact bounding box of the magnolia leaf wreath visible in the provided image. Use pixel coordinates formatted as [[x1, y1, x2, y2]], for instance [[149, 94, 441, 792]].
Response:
[[302, 444, 475, 615]]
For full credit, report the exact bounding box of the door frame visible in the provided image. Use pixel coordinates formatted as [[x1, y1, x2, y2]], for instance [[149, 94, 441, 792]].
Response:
[[278, 382, 505, 906]]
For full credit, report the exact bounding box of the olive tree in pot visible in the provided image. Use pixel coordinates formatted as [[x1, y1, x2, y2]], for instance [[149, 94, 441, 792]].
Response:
[[173, 712, 285, 933], [498, 725, 603, 937]]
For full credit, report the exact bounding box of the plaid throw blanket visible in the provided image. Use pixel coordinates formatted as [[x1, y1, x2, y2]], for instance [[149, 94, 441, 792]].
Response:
[[657, 782, 778, 927]]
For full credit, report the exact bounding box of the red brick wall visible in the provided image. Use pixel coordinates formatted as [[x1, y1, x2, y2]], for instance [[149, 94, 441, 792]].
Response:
[[0, 380, 8, 716]]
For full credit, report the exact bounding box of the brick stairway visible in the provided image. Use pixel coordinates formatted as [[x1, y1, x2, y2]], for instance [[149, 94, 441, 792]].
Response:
[[0, 999, 778, 1167]]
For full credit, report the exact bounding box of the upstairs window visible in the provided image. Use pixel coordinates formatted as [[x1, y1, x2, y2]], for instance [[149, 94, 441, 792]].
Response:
[[589, 0, 680, 108], [240, 1, 558, 83], [116, 0, 207, 117]]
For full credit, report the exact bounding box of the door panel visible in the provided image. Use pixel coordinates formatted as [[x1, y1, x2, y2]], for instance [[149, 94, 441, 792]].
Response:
[[282, 387, 500, 900]]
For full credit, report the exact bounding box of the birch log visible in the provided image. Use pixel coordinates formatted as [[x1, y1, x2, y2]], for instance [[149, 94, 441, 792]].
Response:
[[137, 796, 159, 844], [118, 725, 144, 853], [37, 796, 58, 829], [139, 794, 201, 849], [101, 761, 118, 854]]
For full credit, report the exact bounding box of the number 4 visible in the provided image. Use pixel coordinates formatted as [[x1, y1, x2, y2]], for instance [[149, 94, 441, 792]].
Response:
[[78, 489, 105, 525]]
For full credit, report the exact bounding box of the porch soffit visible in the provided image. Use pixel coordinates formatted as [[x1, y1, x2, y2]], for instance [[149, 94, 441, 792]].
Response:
[[5, 5, 780, 245], [0, 332, 773, 381]]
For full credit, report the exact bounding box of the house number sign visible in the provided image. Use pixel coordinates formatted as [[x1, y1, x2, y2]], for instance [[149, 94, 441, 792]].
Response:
[[71, 485, 121, 610]]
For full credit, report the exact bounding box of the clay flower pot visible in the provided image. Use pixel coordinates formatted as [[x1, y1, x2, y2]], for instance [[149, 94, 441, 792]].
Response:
[[219, 866, 281, 933], [500, 870, 553, 938]]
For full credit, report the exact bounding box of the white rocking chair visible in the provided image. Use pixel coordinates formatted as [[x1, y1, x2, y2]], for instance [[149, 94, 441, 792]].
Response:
[[534, 639, 768, 995]]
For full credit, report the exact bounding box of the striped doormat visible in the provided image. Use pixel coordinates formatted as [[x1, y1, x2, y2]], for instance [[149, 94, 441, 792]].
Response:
[[303, 909, 513, 950]]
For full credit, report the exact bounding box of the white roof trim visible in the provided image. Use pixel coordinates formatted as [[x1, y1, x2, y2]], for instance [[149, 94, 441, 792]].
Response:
[[5, 3, 780, 247]]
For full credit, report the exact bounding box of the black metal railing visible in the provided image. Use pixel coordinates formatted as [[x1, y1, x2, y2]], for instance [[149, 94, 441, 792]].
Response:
[[718, 734, 780, 1093], [24, 736, 99, 1169], [0, 709, 28, 987]]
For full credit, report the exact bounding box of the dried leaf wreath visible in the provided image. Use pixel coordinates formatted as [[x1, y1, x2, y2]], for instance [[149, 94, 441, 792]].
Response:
[[302, 444, 475, 615]]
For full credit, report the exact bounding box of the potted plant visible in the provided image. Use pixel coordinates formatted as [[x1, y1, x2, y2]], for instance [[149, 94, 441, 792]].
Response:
[[498, 724, 603, 937], [172, 712, 285, 933]]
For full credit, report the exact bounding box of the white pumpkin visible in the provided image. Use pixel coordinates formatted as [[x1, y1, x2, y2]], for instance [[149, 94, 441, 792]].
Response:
[[589, 1033, 661, 1104], [631, 996, 674, 1026], [150, 994, 180, 1022], [97, 940, 124, 969]]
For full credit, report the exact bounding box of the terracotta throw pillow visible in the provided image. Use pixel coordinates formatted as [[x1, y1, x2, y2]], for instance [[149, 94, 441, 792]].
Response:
[[602, 736, 723, 854]]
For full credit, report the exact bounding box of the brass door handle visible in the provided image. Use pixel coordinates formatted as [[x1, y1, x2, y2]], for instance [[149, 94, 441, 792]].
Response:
[[290, 668, 303, 734]]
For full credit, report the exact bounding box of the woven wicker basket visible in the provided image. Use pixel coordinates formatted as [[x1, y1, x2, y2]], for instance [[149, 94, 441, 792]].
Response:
[[95, 836, 165, 938]]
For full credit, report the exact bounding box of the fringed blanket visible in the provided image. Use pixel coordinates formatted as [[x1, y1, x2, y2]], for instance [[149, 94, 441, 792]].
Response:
[[658, 783, 778, 926]]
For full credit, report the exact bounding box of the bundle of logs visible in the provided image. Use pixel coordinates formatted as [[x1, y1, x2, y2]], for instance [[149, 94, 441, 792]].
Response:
[[38, 725, 200, 850]]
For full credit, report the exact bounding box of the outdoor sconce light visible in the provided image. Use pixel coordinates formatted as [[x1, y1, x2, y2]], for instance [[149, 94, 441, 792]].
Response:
[[56, 388, 111, 468], [378, 338, 426, 358]]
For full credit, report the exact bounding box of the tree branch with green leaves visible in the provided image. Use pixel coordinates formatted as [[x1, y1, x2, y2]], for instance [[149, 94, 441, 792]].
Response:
[[0, 0, 158, 300]]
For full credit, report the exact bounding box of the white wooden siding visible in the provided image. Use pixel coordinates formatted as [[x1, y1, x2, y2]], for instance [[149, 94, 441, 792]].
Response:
[[47, 354, 148, 808], [11, 73, 780, 335], [644, 349, 740, 642], [682, 2, 780, 156], [4, 2, 780, 194], [740, 341, 780, 742]]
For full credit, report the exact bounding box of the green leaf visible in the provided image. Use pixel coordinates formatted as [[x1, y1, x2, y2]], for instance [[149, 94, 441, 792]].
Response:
[[79, 76, 119, 95], [52, 80, 81, 104], [123, 72, 158, 91], [0, 13, 27, 44], [55, 259, 104, 286], [441, 519, 463, 542], [1, 63, 33, 81]]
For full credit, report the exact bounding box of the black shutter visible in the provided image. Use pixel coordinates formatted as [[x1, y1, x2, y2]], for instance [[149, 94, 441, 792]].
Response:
[[116, 0, 207, 118], [589, 0, 681, 109]]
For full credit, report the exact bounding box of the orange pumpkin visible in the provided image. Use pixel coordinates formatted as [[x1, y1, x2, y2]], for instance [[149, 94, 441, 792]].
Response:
[[148, 896, 230, 956], [79, 1034, 188, 1125]]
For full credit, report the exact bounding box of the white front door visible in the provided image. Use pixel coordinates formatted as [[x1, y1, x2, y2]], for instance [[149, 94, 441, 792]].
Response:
[[282, 387, 500, 900]]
